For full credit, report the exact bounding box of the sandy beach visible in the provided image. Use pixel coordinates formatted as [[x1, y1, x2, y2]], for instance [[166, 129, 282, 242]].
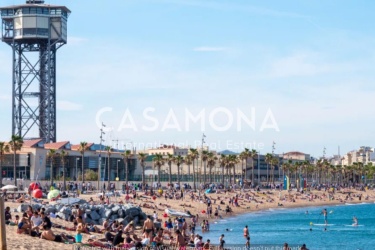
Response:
[[3, 186, 375, 250]]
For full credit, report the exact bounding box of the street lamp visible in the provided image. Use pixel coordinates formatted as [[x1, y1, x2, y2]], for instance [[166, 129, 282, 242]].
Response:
[[257, 151, 260, 185], [117, 159, 120, 180], [75, 157, 80, 181]]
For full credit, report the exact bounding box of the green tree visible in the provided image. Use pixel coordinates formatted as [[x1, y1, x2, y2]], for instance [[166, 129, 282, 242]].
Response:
[[47, 149, 57, 187], [122, 150, 132, 185], [79, 142, 88, 185], [9, 135, 23, 186], [207, 152, 217, 183], [85, 170, 99, 181], [153, 153, 165, 185], [138, 153, 147, 188], [239, 152, 246, 183], [249, 149, 258, 185], [189, 148, 199, 190], [105, 146, 113, 190], [219, 154, 227, 185], [0, 142, 10, 187], [166, 153, 174, 185], [184, 155, 193, 179], [173, 155, 184, 186], [201, 150, 209, 183], [265, 153, 273, 184], [241, 148, 250, 182], [60, 149, 68, 190]]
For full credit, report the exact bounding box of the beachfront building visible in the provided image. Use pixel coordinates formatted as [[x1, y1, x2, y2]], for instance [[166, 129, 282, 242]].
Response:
[[341, 146, 375, 166], [1, 139, 137, 182], [148, 144, 188, 156], [282, 151, 311, 162]]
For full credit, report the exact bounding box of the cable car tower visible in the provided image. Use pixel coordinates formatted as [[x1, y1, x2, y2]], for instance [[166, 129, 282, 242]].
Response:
[[0, 0, 70, 142]]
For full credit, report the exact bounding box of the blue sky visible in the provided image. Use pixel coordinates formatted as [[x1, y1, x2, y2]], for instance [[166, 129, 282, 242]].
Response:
[[0, 0, 375, 157]]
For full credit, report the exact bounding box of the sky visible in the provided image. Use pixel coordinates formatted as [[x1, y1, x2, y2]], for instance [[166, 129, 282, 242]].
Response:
[[0, 0, 375, 157]]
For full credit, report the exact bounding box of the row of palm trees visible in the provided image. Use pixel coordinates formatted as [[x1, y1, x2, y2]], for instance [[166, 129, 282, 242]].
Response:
[[281, 158, 375, 186], [2, 135, 375, 190], [139, 148, 260, 189]]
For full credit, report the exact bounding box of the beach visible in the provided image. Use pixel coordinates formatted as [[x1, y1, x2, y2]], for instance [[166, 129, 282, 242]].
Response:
[[3, 186, 375, 249]]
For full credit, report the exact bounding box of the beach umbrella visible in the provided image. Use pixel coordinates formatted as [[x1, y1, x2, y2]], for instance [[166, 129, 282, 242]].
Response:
[[47, 189, 60, 199], [1, 185, 17, 190], [29, 182, 40, 191], [32, 189, 43, 198]]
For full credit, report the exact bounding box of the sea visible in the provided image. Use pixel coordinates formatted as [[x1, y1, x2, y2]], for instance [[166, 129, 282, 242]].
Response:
[[198, 202, 375, 250]]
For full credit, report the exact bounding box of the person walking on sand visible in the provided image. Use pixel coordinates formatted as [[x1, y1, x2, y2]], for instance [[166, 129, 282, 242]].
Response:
[[243, 225, 249, 239], [143, 216, 154, 242]]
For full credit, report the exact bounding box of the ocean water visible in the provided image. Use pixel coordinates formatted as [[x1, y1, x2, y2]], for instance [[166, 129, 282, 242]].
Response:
[[198, 202, 375, 250]]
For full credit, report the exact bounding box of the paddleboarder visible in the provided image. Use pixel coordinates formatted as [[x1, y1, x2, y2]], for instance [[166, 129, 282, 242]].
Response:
[[352, 216, 358, 226], [321, 209, 328, 225]]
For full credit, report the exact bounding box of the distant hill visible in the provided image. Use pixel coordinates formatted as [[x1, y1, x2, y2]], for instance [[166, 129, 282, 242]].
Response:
[[218, 150, 238, 155]]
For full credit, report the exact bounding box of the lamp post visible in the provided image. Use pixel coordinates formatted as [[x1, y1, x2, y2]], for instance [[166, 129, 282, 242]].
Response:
[[98, 122, 105, 190], [257, 151, 260, 185], [75, 157, 79, 181], [117, 159, 120, 180]]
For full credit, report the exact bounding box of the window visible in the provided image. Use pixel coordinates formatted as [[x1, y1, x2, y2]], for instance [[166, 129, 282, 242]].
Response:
[[37, 28, 48, 36], [23, 28, 37, 36], [22, 8, 30, 14]]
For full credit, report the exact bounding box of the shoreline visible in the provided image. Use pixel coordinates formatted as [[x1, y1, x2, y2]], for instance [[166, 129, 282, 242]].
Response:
[[184, 188, 375, 225], [3, 188, 375, 250]]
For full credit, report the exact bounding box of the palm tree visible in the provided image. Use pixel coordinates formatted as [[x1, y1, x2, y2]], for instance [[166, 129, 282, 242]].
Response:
[[166, 153, 174, 185], [201, 150, 209, 183], [105, 146, 113, 190], [0, 142, 10, 187], [241, 148, 250, 182], [138, 153, 147, 188], [207, 152, 217, 183], [227, 155, 239, 184], [219, 154, 227, 185], [239, 152, 246, 183], [249, 149, 258, 185], [153, 153, 164, 185], [270, 157, 279, 184], [122, 150, 132, 186], [47, 149, 57, 187], [265, 153, 273, 184], [184, 155, 193, 180], [189, 148, 199, 190], [173, 155, 184, 186], [9, 135, 23, 186], [60, 149, 68, 190], [281, 159, 292, 180], [78, 142, 88, 185]]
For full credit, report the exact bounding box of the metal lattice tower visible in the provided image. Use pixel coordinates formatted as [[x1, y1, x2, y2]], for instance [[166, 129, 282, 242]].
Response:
[[0, 0, 70, 143]]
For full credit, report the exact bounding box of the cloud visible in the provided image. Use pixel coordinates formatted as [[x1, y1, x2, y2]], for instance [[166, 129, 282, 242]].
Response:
[[57, 101, 83, 111], [149, 0, 308, 19], [193, 47, 226, 52], [67, 36, 87, 46], [0, 95, 11, 101]]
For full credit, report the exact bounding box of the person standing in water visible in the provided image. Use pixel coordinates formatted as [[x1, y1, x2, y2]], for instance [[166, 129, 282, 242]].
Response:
[[321, 209, 328, 225], [352, 216, 358, 226], [243, 225, 249, 239]]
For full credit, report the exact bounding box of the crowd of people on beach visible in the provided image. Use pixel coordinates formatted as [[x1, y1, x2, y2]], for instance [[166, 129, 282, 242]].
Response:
[[3, 179, 373, 250]]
